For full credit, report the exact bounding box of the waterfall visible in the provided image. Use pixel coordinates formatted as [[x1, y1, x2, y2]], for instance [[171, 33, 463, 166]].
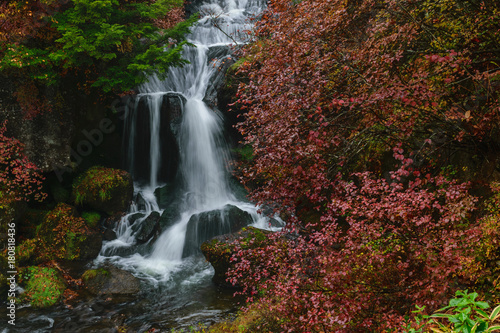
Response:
[[98, 0, 280, 282], [13, 2, 286, 332]]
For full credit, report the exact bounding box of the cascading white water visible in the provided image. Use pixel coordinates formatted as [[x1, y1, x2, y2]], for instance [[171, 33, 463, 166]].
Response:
[[148, 94, 163, 189], [98, 0, 280, 282]]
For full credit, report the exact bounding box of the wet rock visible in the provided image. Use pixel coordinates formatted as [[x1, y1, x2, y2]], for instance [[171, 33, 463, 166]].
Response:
[[201, 226, 271, 287], [154, 183, 176, 209], [159, 206, 181, 230], [205, 46, 235, 108], [182, 204, 253, 257], [129, 212, 146, 225], [102, 213, 122, 229], [82, 266, 141, 295], [134, 192, 148, 211], [135, 211, 161, 244], [103, 228, 117, 241]]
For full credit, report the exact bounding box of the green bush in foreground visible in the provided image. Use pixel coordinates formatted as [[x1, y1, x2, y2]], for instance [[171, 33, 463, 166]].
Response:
[[404, 290, 500, 333]]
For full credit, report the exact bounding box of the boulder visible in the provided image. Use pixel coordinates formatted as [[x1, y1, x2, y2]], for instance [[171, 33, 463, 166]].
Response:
[[201, 226, 271, 287], [134, 192, 148, 211], [182, 204, 253, 257], [82, 266, 140, 295], [72, 166, 133, 215], [159, 206, 181, 230], [135, 211, 161, 244], [36, 203, 102, 261]]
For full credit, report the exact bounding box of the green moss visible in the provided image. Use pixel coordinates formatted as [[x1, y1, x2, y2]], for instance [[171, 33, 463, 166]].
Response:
[[72, 166, 133, 214], [81, 268, 110, 283], [228, 57, 247, 73], [81, 211, 101, 228], [19, 266, 66, 308], [72, 166, 129, 205]]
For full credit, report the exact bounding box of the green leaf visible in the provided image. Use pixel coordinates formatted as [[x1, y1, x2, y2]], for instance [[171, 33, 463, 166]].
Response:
[[490, 305, 500, 321], [430, 313, 452, 319], [476, 302, 490, 310]]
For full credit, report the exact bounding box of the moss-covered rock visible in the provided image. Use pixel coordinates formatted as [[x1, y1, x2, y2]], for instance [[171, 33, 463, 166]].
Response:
[[183, 204, 253, 257], [36, 203, 102, 261], [201, 226, 271, 287], [19, 266, 66, 308], [81, 211, 101, 228], [72, 166, 133, 215], [20, 209, 50, 239], [16, 238, 38, 266]]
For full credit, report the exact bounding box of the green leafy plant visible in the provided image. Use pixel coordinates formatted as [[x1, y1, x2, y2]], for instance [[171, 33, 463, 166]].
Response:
[[405, 291, 500, 333]]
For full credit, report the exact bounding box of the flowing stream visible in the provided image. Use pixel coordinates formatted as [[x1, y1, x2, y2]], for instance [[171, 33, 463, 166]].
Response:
[[6, 1, 280, 332]]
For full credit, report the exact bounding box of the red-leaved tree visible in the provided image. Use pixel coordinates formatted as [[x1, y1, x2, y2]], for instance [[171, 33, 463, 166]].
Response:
[[0, 121, 45, 205], [229, 153, 479, 331], [228, 0, 500, 330]]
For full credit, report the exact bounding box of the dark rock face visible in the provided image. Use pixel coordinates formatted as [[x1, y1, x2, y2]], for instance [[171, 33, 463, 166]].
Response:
[[182, 204, 253, 257], [79, 232, 104, 260], [82, 266, 141, 295], [135, 211, 161, 244], [205, 46, 235, 108], [0, 93, 73, 172], [0, 74, 123, 175], [123, 93, 184, 185], [201, 226, 271, 287]]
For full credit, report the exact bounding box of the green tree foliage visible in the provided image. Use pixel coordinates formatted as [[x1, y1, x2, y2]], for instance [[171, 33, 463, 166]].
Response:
[[0, 0, 196, 117]]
